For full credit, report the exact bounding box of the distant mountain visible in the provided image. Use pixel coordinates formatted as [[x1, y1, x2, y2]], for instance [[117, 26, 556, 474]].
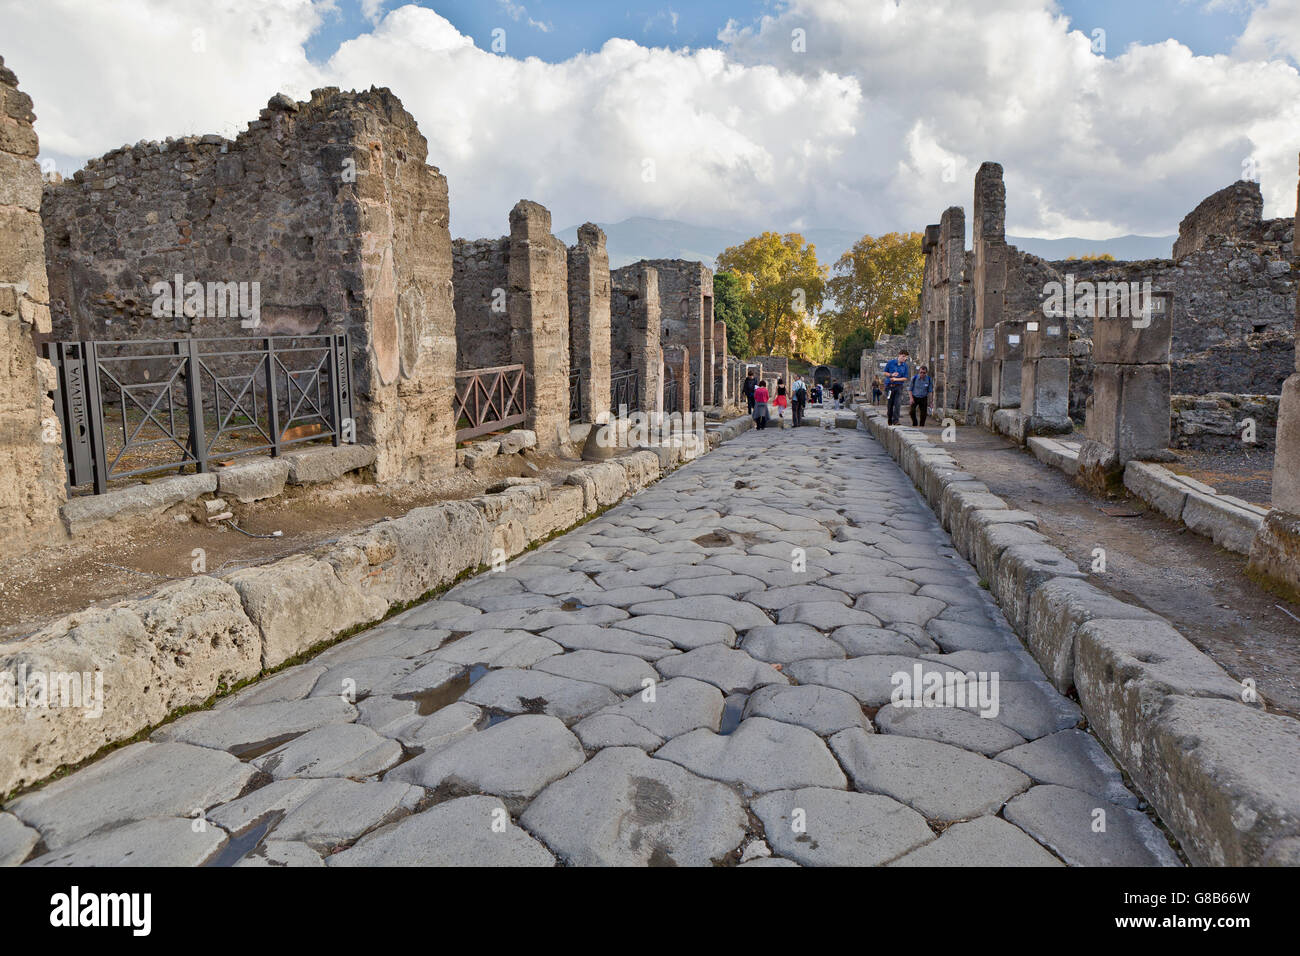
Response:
[[555, 217, 1177, 270], [1006, 234, 1176, 261]]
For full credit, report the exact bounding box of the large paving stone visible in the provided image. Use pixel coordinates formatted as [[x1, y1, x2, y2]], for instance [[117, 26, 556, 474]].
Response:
[[656, 645, 789, 695], [573, 714, 666, 751], [430, 629, 564, 668], [997, 729, 1136, 807], [655, 717, 847, 793], [207, 778, 330, 833], [575, 677, 723, 741], [665, 574, 765, 598], [786, 655, 959, 707], [25, 817, 227, 867], [0, 812, 39, 866], [961, 679, 1082, 740], [628, 596, 773, 630], [831, 625, 938, 657], [1003, 785, 1181, 867], [566, 586, 669, 607], [329, 795, 555, 866], [887, 815, 1063, 867], [540, 624, 679, 660], [520, 747, 748, 866], [313, 624, 451, 665], [362, 699, 481, 752], [387, 714, 584, 809], [778, 602, 883, 630], [534, 650, 659, 695], [926, 619, 1014, 652], [153, 697, 357, 752], [308, 657, 417, 699], [854, 593, 948, 627], [273, 779, 424, 847], [254, 724, 402, 779], [461, 668, 619, 723], [753, 787, 934, 867], [616, 614, 737, 649], [875, 701, 1027, 756], [234, 840, 325, 867], [743, 684, 871, 737], [9, 741, 254, 850], [741, 624, 846, 663], [749, 584, 850, 611], [829, 728, 1031, 821]]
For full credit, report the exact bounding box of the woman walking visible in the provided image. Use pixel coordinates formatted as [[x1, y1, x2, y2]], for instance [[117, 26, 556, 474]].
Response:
[[774, 381, 789, 426], [752, 379, 770, 429]]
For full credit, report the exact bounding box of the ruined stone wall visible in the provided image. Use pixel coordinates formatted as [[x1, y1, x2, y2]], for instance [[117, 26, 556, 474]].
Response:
[[567, 224, 611, 423], [0, 56, 65, 557], [1171, 393, 1279, 450], [712, 320, 728, 404], [610, 264, 662, 412], [1172, 180, 1266, 261], [918, 207, 972, 412], [453, 237, 510, 369], [508, 200, 570, 450], [41, 88, 458, 481], [636, 259, 712, 409]]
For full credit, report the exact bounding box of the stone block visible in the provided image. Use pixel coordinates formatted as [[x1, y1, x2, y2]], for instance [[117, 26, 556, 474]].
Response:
[[498, 429, 537, 454], [1248, 509, 1300, 602], [1024, 319, 1068, 359], [1027, 436, 1080, 476], [284, 444, 376, 484], [1182, 491, 1265, 554], [1122, 461, 1188, 520], [461, 440, 501, 470], [1271, 374, 1300, 514], [61, 473, 217, 536], [1115, 363, 1171, 459], [1092, 295, 1173, 365], [216, 458, 290, 503], [993, 543, 1086, 636]]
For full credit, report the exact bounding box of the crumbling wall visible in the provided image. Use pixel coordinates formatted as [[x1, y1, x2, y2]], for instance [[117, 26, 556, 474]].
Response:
[[0, 56, 66, 557], [41, 88, 458, 481], [453, 237, 510, 370], [1173, 180, 1266, 261], [636, 259, 712, 409], [610, 264, 662, 413], [567, 224, 611, 423], [1171, 393, 1279, 450], [918, 207, 972, 413]]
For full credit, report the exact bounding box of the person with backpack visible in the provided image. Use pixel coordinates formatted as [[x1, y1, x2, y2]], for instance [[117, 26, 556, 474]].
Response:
[[883, 349, 911, 426], [743, 370, 757, 414], [830, 380, 844, 409], [792, 377, 807, 427], [909, 364, 933, 427]]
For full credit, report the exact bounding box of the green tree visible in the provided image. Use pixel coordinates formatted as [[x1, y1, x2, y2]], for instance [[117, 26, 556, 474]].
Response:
[[825, 232, 924, 342], [830, 325, 875, 370], [712, 271, 750, 357], [716, 232, 827, 356]]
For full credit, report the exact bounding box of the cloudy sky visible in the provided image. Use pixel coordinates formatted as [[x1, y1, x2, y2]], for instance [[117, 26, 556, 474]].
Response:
[[3, 0, 1298, 242]]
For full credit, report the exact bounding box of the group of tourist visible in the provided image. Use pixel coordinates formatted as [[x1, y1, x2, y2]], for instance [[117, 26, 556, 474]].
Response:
[[875, 348, 933, 427], [743, 371, 846, 430]]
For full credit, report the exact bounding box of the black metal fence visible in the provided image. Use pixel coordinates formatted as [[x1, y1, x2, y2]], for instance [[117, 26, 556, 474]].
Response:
[[610, 367, 639, 412], [663, 376, 679, 415], [46, 334, 354, 494]]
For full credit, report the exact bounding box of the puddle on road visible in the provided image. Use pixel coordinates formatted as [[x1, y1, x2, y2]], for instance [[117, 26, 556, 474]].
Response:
[[719, 695, 747, 735], [230, 733, 302, 762], [394, 664, 489, 716], [205, 810, 284, 867]]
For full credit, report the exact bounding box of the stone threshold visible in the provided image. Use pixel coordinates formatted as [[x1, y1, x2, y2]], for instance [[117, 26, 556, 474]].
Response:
[[0, 417, 755, 798], [857, 404, 1300, 867]]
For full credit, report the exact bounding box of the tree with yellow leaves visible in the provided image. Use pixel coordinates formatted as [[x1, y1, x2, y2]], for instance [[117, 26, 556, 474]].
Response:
[[716, 232, 827, 357], [825, 232, 924, 342]]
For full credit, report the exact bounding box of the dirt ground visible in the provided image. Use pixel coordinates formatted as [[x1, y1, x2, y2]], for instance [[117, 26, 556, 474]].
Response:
[[1166, 446, 1275, 507], [0, 448, 579, 641], [921, 424, 1300, 719]]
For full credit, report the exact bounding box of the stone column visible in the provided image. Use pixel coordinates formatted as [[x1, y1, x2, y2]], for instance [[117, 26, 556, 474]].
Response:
[[664, 346, 690, 416], [992, 320, 1025, 409], [567, 223, 612, 423], [509, 200, 570, 450], [1248, 154, 1300, 598], [969, 163, 1006, 420], [940, 207, 969, 416], [1077, 290, 1174, 493], [713, 320, 728, 406], [0, 56, 66, 557]]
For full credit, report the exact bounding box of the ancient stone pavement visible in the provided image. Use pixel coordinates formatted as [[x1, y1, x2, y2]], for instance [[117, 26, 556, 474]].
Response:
[[4, 412, 1183, 867]]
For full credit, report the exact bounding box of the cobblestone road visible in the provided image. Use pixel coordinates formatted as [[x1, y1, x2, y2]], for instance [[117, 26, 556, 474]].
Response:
[[5, 411, 1183, 867]]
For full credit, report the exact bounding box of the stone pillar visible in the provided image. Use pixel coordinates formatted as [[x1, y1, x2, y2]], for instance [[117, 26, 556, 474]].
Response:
[[509, 200, 570, 450], [664, 346, 690, 416], [712, 321, 728, 406], [1077, 290, 1175, 493], [1248, 154, 1300, 598], [610, 264, 662, 416], [940, 207, 969, 416], [0, 57, 66, 557], [969, 162, 1006, 419], [567, 223, 612, 423], [1021, 315, 1072, 435]]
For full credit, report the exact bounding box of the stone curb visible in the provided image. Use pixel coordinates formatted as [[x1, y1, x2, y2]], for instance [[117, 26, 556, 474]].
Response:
[[0, 416, 755, 796], [1123, 460, 1266, 555], [856, 405, 1300, 866]]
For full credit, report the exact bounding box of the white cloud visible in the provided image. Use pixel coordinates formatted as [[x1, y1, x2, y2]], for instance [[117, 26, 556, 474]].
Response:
[[2, 0, 1297, 244]]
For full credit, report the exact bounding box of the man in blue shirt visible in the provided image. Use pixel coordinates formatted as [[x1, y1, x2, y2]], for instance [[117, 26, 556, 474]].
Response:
[[909, 364, 933, 427], [883, 349, 911, 425]]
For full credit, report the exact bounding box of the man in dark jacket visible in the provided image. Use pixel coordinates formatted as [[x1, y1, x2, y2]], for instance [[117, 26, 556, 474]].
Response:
[[909, 365, 933, 427], [743, 371, 756, 414]]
